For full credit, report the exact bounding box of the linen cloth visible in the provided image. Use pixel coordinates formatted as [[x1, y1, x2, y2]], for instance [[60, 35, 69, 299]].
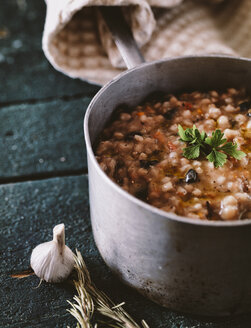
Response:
[[42, 0, 251, 84]]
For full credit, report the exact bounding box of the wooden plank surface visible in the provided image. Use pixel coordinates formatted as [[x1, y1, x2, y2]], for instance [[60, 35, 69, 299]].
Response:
[[0, 176, 89, 328], [0, 0, 100, 105], [0, 97, 90, 180], [0, 0, 43, 53], [0, 50, 100, 105], [1, 176, 251, 328]]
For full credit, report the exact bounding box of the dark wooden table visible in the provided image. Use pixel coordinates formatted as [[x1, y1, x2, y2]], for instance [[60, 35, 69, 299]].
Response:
[[0, 1, 250, 327]]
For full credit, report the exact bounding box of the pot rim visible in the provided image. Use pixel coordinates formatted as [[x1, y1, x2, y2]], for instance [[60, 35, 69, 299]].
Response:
[[84, 54, 251, 227]]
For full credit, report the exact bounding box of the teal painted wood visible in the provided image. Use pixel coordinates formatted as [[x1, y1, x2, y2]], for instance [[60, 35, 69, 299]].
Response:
[[1, 176, 251, 328], [0, 175, 90, 328], [0, 0, 43, 54], [0, 0, 100, 104], [0, 50, 100, 105], [0, 98, 91, 180]]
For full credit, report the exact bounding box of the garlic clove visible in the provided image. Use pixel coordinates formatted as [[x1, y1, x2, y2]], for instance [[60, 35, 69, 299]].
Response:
[[30, 223, 75, 283]]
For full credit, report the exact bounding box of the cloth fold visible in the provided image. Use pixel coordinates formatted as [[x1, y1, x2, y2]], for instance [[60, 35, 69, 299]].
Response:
[[42, 0, 251, 85]]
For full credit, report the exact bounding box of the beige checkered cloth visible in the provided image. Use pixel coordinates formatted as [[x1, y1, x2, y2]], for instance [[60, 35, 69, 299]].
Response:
[[43, 0, 251, 85]]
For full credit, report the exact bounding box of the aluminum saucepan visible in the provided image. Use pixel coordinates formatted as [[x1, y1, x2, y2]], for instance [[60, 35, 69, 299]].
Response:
[[83, 8, 251, 315], [84, 54, 251, 316]]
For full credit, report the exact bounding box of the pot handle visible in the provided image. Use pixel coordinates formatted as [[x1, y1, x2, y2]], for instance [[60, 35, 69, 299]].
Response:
[[99, 6, 145, 69]]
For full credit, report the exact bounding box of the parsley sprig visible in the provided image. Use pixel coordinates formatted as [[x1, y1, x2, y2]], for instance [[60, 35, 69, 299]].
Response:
[[178, 125, 246, 168]]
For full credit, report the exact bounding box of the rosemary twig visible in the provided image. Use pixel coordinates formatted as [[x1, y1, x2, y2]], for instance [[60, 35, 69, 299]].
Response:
[[68, 250, 149, 328]]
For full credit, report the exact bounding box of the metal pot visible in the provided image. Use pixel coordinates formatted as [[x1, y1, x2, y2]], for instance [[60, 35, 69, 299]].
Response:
[[84, 55, 251, 316]]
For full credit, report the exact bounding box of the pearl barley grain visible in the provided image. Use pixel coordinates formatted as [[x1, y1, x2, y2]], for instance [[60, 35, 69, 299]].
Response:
[[218, 115, 230, 129], [162, 182, 173, 192]]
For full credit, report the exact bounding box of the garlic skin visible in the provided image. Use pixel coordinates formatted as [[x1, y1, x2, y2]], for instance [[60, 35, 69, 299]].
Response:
[[30, 224, 75, 283]]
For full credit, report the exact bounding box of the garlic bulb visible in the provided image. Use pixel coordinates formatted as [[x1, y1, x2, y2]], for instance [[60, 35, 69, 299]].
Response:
[[30, 223, 75, 283]]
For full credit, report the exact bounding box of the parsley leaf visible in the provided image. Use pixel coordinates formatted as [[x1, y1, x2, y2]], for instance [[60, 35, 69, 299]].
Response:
[[183, 144, 201, 159], [178, 125, 246, 168], [206, 150, 227, 168], [178, 125, 194, 142], [220, 142, 246, 160], [205, 129, 226, 147], [178, 124, 207, 159]]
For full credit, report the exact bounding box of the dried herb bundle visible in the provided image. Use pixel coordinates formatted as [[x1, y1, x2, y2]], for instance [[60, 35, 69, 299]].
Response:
[[68, 250, 149, 328]]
